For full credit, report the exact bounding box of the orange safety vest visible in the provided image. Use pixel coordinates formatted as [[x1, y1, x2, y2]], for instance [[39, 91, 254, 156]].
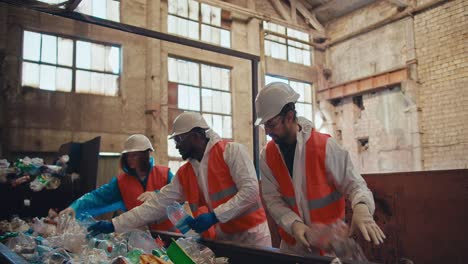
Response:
[[117, 165, 177, 232], [178, 140, 267, 238], [266, 129, 345, 247]]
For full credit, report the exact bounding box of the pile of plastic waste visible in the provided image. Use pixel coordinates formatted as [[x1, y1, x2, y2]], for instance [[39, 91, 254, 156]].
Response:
[[305, 220, 368, 262], [0, 211, 227, 264], [0, 155, 72, 191]]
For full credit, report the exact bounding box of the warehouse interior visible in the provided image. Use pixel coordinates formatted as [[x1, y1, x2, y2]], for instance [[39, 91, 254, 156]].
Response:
[[0, 0, 466, 263]]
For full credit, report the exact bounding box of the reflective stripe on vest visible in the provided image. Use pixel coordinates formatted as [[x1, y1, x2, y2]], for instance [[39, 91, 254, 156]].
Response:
[[210, 186, 238, 202], [178, 140, 267, 235], [308, 190, 342, 210], [265, 129, 345, 249]]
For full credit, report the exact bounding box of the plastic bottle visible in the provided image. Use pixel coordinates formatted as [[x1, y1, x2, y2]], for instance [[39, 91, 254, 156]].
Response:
[[166, 202, 199, 238]]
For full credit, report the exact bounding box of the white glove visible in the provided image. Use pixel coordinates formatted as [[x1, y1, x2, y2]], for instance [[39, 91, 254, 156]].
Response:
[[137, 191, 156, 202], [350, 203, 386, 245], [291, 220, 312, 252]]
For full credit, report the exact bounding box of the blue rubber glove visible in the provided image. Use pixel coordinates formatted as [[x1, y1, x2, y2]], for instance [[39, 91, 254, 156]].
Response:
[[87, 221, 115, 237], [189, 212, 218, 233]]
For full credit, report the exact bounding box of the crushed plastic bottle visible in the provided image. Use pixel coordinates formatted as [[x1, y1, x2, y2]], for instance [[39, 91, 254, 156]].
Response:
[[166, 202, 199, 238], [304, 220, 368, 261], [127, 230, 158, 254]]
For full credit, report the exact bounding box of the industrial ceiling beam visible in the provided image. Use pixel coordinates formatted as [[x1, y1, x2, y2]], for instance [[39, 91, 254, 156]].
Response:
[[296, 0, 325, 32], [269, 0, 292, 21]]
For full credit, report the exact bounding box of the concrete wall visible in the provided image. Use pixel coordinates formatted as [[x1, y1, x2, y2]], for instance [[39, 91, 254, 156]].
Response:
[[327, 17, 408, 85], [333, 87, 418, 173], [414, 0, 468, 169]]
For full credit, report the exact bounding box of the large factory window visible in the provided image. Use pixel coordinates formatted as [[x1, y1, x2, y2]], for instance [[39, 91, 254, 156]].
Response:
[[21, 30, 121, 96], [37, 0, 120, 22], [263, 21, 312, 66], [168, 0, 231, 48], [167, 57, 232, 173]]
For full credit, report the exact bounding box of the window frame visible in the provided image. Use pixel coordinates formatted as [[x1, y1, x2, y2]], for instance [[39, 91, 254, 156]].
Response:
[[20, 29, 122, 96], [263, 22, 313, 66], [167, 0, 231, 47], [167, 55, 233, 167]]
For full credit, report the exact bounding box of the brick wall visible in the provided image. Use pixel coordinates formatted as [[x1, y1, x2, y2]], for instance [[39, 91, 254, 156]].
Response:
[[415, 0, 468, 169]]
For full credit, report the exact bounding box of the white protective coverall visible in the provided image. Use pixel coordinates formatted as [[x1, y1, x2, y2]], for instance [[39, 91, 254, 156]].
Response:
[[260, 117, 375, 254], [113, 130, 272, 246]]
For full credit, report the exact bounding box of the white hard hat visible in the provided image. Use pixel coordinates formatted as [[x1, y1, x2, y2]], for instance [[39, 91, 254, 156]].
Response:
[[254, 82, 300, 126], [122, 134, 154, 153], [169, 112, 209, 139]]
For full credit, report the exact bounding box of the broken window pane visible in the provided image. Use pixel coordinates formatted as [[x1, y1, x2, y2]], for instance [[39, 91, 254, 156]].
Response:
[[56, 67, 72, 92], [93, 0, 107, 19], [76, 70, 91, 93], [76, 41, 91, 69], [107, 0, 120, 22], [22, 62, 40, 88], [39, 64, 56, 91], [188, 0, 198, 20], [57, 37, 73, 67], [41, 34, 57, 64], [188, 20, 199, 40], [220, 29, 230, 48], [23, 31, 41, 62], [210, 6, 221, 26], [91, 43, 106, 71], [177, 0, 188, 17]]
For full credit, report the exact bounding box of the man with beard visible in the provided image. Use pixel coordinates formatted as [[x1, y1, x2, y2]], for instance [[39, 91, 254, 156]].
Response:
[[88, 112, 271, 246], [255, 82, 385, 255]]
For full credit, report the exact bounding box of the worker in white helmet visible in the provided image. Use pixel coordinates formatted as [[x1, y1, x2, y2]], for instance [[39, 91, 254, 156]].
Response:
[[59, 134, 176, 233], [88, 112, 272, 246], [255, 82, 385, 255]]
